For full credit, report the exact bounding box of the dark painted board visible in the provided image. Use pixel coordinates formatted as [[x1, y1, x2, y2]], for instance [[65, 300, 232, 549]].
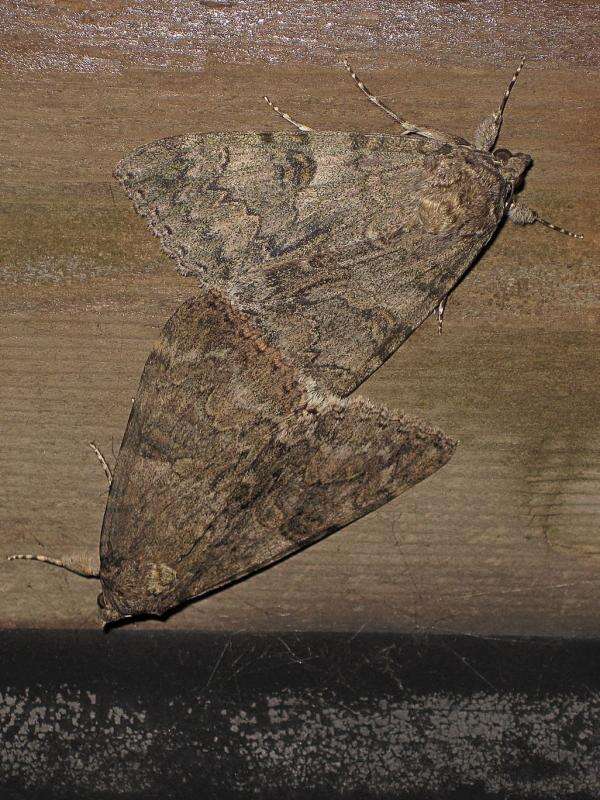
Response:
[[2, 631, 600, 799]]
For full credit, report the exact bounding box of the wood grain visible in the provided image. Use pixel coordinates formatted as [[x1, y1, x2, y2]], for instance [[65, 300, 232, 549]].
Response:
[[1, 1, 598, 633]]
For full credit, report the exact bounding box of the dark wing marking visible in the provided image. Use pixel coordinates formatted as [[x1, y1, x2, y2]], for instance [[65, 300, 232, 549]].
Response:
[[99, 291, 455, 622]]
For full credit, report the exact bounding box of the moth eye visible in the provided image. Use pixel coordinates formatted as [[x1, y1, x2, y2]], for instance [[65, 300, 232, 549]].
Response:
[[493, 148, 512, 163]]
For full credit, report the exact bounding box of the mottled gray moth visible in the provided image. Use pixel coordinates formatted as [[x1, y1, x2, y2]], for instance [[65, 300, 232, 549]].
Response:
[[114, 58, 582, 396], [9, 59, 579, 624], [9, 290, 454, 624]]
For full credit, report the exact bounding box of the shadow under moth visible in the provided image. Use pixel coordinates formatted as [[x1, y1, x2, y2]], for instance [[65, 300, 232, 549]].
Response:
[[9, 60, 580, 625]]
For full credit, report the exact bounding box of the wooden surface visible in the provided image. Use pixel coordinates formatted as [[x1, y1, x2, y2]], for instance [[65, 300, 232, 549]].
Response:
[[0, 1, 598, 634]]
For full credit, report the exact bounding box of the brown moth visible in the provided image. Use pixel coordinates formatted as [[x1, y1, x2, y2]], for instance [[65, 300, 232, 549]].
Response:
[[9, 290, 455, 625], [114, 58, 581, 396]]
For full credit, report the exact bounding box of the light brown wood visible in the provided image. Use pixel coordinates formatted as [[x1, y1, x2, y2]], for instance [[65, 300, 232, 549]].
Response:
[[1, 2, 598, 633]]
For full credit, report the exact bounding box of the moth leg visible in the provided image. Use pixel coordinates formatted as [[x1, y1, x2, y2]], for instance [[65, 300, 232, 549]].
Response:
[[263, 96, 313, 132], [7, 552, 99, 578], [437, 295, 448, 335], [89, 441, 113, 486], [473, 56, 525, 151], [508, 201, 584, 239]]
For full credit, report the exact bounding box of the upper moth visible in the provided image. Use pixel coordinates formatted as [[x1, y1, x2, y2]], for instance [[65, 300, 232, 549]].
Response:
[[115, 58, 581, 397]]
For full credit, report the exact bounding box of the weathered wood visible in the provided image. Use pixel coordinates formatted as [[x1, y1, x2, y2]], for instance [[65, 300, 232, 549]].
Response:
[[0, 2, 598, 634]]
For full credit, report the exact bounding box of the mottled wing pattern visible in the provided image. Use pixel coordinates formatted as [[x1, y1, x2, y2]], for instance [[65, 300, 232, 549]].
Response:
[[116, 131, 510, 394], [115, 131, 431, 277], [99, 291, 455, 623], [231, 205, 503, 395]]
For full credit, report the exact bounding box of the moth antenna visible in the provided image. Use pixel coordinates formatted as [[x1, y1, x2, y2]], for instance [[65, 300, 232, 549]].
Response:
[[473, 55, 526, 151], [342, 58, 433, 138], [89, 441, 113, 486], [7, 553, 99, 578], [508, 201, 583, 240], [343, 59, 468, 146], [498, 55, 525, 120], [343, 59, 410, 128], [263, 96, 313, 132], [533, 216, 584, 240]]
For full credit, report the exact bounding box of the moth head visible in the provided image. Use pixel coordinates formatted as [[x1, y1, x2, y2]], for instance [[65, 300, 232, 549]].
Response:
[[493, 148, 533, 191]]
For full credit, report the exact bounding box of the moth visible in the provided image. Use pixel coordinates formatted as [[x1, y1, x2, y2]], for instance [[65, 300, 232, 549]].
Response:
[[114, 58, 582, 397], [9, 290, 455, 624]]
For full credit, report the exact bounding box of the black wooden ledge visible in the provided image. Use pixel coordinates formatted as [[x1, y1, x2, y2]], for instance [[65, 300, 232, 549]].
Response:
[[1, 630, 599, 799]]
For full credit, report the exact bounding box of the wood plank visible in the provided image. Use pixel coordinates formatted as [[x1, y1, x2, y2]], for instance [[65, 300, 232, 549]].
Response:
[[0, 1, 598, 633]]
